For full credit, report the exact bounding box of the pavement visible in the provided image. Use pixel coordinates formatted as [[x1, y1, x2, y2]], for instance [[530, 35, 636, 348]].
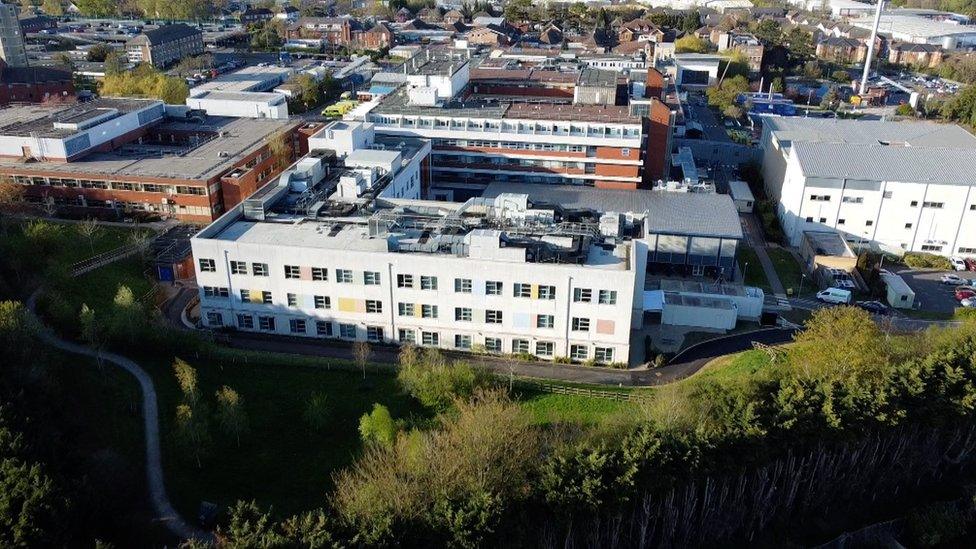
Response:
[[740, 213, 788, 299]]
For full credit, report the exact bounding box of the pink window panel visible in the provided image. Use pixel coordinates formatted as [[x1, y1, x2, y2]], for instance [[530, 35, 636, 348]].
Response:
[[596, 319, 615, 334], [299, 266, 313, 280]]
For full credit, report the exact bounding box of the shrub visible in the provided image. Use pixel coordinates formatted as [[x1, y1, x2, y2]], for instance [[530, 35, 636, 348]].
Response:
[[903, 252, 953, 271], [906, 501, 968, 547], [553, 356, 572, 364], [397, 348, 494, 410], [955, 308, 976, 321], [609, 362, 629, 370]]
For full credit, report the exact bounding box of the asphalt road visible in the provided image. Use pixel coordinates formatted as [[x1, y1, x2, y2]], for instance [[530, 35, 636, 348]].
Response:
[[895, 268, 976, 314]]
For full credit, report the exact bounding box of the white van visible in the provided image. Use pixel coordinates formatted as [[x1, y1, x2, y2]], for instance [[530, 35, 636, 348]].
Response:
[[816, 287, 852, 305]]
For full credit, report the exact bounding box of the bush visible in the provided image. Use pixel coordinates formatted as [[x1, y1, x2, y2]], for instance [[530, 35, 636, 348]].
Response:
[[553, 356, 572, 364], [397, 347, 494, 410], [903, 252, 953, 271], [896, 103, 915, 116], [906, 501, 968, 547], [955, 308, 976, 321]]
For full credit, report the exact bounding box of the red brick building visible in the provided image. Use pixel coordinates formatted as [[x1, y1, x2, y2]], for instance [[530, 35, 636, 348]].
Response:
[[0, 61, 73, 105]]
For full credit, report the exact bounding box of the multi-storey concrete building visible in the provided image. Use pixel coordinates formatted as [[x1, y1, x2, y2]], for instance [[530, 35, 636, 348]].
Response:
[[191, 119, 748, 364], [356, 49, 674, 199], [760, 117, 976, 257], [126, 24, 204, 68], [0, 98, 302, 222], [0, 3, 27, 67]]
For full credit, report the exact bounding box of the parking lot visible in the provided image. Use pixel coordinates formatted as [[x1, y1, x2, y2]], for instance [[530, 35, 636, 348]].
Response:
[[895, 268, 976, 314]]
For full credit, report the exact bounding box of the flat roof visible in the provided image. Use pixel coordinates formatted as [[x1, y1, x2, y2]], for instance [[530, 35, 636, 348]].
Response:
[[0, 116, 293, 181], [0, 98, 159, 139], [792, 141, 976, 186], [803, 230, 856, 258], [191, 66, 293, 93], [852, 12, 976, 38], [728, 180, 754, 202], [764, 117, 976, 148], [482, 183, 744, 239], [189, 91, 286, 104]]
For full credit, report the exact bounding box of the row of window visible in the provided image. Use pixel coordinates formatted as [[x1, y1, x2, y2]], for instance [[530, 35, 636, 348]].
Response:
[[12, 175, 209, 195], [823, 193, 976, 212], [369, 115, 641, 139], [213, 311, 614, 362], [434, 138, 587, 153]]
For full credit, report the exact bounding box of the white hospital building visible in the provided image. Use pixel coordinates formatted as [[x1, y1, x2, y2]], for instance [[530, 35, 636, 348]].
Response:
[[760, 117, 976, 258], [191, 121, 753, 365]]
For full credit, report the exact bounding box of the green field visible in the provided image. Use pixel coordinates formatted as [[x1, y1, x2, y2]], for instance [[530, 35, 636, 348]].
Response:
[[738, 245, 773, 292], [767, 247, 812, 296]]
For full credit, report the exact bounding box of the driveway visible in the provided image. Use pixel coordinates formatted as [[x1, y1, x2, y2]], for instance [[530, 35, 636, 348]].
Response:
[[894, 268, 976, 314]]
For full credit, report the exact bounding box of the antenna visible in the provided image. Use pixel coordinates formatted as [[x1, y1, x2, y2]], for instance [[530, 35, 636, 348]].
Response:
[[860, 0, 885, 95]]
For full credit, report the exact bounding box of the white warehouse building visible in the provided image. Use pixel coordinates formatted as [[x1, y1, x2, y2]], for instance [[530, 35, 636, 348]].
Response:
[[760, 117, 976, 258]]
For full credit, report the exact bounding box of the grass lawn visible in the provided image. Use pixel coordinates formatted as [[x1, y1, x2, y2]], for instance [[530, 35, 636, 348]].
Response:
[[7, 219, 143, 267], [737, 246, 772, 292], [692, 350, 773, 384], [767, 247, 812, 297], [518, 391, 638, 426]]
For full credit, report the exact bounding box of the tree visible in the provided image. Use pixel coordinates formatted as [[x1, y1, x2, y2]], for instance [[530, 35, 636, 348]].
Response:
[[358, 403, 396, 447], [173, 358, 199, 404], [103, 51, 125, 76], [724, 104, 745, 119], [76, 218, 100, 255], [789, 307, 889, 382], [752, 19, 783, 47], [896, 102, 915, 117], [503, 0, 533, 22], [706, 75, 750, 113], [86, 44, 112, 63], [0, 178, 25, 235], [353, 341, 372, 381], [831, 69, 851, 83], [52, 53, 74, 71], [771, 76, 785, 93], [0, 419, 66, 547], [79, 303, 101, 356], [674, 35, 709, 54], [73, 0, 115, 16], [783, 27, 814, 63], [941, 84, 976, 126], [267, 130, 293, 170], [681, 9, 700, 33], [802, 60, 822, 79], [820, 87, 840, 110], [303, 392, 331, 431], [41, 0, 63, 15], [173, 403, 211, 468], [216, 386, 248, 446], [397, 348, 494, 410]]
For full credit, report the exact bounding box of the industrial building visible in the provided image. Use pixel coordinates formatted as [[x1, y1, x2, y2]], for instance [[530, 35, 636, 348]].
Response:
[[0, 98, 301, 222], [850, 9, 976, 49], [191, 125, 750, 365], [352, 48, 674, 197], [760, 117, 976, 258]]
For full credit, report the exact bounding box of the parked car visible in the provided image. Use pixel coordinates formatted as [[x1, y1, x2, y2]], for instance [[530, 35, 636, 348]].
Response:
[[950, 256, 968, 271], [855, 300, 890, 315], [956, 288, 976, 301], [817, 287, 853, 304], [966, 258, 976, 271], [961, 297, 976, 308], [941, 274, 966, 285]]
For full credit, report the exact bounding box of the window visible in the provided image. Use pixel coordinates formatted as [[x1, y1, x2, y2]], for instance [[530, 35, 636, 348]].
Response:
[[535, 341, 554, 357], [252, 263, 269, 276], [289, 318, 306, 333], [594, 347, 614, 363], [284, 265, 301, 279], [598, 290, 617, 305], [454, 278, 472, 293], [809, 194, 830, 202], [921, 244, 943, 252], [454, 334, 471, 349], [366, 300, 383, 313], [258, 316, 276, 331], [971, 205, 976, 211], [206, 312, 223, 326], [573, 288, 592, 302], [570, 344, 588, 361], [240, 289, 250, 302], [486, 310, 503, 324], [538, 285, 556, 300], [237, 313, 254, 329], [398, 302, 415, 316], [311, 267, 328, 281], [421, 304, 438, 318], [911, 200, 919, 207], [316, 320, 332, 336], [958, 247, 976, 254], [486, 281, 503, 295], [537, 315, 554, 329], [923, 201, 945, 209], [819, 217, 827, 223], [198, 258, 216, 272], [203, 286, 229, 298], [420, 276, 438, 290], [485, 337, 501, 353], [262, 291, 273, 304], [837, 218, 846, 226], [364, 271, 381, 285], [842, 196, 864, 204], [883, 191, 893, 199], [339, 324, 356, 339], [866, 220, 874, 226], [421, 331, 439, 346], [287, 293, 298, 307], [398, 328, 416, 343], [905, 223, 913, 229], [314, 295, 330, 309], [512, 339, 529, 354], [513, 283, 531, 298], [397, 274, 414, 288], [336, 269, 353, 283], [455, 307, 472, 321], [230, 261, 248, 275], [367, 326, 384, 341], [572, 318, 590, 331], [805, 216, 814, 222]]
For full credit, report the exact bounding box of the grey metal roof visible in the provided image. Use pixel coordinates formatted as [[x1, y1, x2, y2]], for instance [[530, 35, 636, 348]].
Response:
[[482, 183, 743, 239], [139, 24, 201, 45], [764, 117, 976, 148], [792, 142, 976, 186]]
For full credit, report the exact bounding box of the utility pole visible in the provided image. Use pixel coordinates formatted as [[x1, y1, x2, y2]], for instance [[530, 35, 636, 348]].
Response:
[[859, 0, 885, 96]]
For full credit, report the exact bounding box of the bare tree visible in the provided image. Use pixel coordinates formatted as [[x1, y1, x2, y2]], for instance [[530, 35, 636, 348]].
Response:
[[77, 218, 101, 255], [353, 341, 372, 380]]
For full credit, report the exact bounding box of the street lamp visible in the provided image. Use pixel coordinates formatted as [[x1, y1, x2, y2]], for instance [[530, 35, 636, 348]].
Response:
[[798, 273, 807, 297]]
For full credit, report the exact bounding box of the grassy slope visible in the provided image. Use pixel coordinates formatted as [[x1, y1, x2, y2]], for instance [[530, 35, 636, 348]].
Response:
[[737, 245, 773, 293]]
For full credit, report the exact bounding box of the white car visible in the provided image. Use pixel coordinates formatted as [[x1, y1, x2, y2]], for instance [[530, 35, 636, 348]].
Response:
[[950, 257, 967, 271], [961, 297, 976, 308], [942, 274, 966, 285]]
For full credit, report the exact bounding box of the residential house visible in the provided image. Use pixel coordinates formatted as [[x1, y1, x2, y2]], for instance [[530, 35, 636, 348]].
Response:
[[888, 42, 943, 69], [816, 36, 867, 64], [276, 6, 299, 22], [240, 7, 274, 24], [125, 24, 203, 68]]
